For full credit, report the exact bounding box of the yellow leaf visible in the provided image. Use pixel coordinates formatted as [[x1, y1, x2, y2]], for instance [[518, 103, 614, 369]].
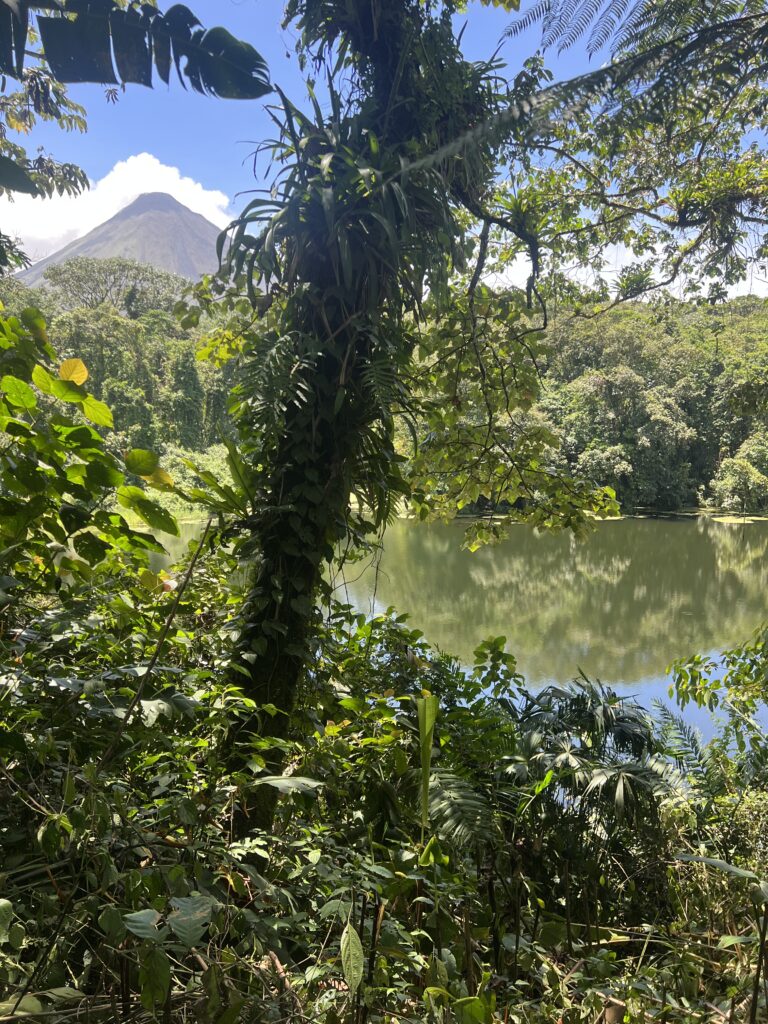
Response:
[[145, 467, 175, 490], [59, 358, 88, 385]]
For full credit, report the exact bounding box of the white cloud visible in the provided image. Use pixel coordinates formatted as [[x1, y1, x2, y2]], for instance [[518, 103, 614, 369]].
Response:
[[0, 153, 232, 263]]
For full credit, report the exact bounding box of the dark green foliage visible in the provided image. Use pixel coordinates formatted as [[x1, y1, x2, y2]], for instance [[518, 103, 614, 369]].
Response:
[[1, 265, 229, 454], [537, 299, 768, 511], [1, 307, 768, 1022], [0, 307, 172, 601], [0, 1, 271, 99]]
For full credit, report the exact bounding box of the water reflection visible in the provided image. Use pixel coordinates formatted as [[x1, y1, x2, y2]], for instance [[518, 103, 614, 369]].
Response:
[[336, 517, 768, 688]]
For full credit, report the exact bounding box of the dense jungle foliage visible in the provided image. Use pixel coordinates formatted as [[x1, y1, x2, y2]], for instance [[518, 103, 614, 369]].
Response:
[[5, 0, 768, 1021], [2, 306, 768, 1023], [0, 259, 231, 459], [538, 298, 768, 513], [8, 264, 768, 517]]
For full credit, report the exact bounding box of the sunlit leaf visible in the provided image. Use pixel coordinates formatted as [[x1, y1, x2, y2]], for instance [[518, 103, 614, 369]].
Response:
[[81, 395, 114, 429], [59, 358, 89, 385], [0, 374, 36, 410], [125, 449, 160, 476]]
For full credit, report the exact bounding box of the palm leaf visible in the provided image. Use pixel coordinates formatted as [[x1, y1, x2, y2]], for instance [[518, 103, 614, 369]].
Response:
[[655, 703, 729, 800], [429, 768, 494, 846], [0, 1, 271, 99]]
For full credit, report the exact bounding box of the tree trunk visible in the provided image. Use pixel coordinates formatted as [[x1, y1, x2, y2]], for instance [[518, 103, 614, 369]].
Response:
[[227, 343, 376, 835]]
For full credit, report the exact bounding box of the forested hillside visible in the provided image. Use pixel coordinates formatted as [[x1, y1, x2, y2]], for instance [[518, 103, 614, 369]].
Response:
[[540, 298, 768, 513], [0, 257, 231, 456], [6, 259, 768, 515]]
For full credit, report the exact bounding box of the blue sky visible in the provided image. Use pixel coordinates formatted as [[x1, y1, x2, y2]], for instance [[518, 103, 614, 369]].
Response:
[[24, 1, 596, 198], [3, 1, 598, 259]]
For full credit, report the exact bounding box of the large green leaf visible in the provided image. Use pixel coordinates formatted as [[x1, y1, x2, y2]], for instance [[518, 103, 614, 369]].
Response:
[[416, 693, 439, 834], [0, 155, 36, 195], [117, 486, 178, 536], [677, 854, 758, 880], [27, 3, 271, 99], [168, 895, 216, 949], [81, 395, 114, 428], [125, 449, 160, 476], [123, 908, 163, 942], [99, 906, 127, 945], [0, 995, 42, 1017], [139, 946, 170, 1010], [340, 922, 364, 995], [31, 363, 55, 394], [1, 374, 36, 410]]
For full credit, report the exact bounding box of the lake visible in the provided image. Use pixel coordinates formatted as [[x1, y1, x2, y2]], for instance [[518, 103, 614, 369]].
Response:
[[163, 514, 768, 722], [330, 515, 768, 709]]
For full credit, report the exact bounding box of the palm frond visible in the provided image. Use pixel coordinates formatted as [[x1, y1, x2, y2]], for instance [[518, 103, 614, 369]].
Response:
[[429, 768, 494, 846], [507, 0, 768, 58], [655, 703, 729, 800], [0, 1, 271, 99]]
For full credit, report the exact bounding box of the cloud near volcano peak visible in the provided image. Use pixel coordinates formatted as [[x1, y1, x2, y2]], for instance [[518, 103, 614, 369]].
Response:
[[0, 153, 232, 264]]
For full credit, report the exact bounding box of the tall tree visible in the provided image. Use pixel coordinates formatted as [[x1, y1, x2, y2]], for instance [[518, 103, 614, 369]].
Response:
[[203, 0, 768, 831], [44, 256, 185, 315]]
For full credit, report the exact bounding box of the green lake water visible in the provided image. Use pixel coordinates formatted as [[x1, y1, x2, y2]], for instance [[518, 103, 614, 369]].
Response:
[[164, 515, 768, 715], [331, 516, 768, 696]]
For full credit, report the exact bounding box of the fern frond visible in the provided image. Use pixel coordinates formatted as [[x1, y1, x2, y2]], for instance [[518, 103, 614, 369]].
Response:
[[654, 703, 729, 800]]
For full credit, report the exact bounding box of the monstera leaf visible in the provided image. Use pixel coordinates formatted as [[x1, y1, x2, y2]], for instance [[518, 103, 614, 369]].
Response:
[[0, 1, 271, 100]]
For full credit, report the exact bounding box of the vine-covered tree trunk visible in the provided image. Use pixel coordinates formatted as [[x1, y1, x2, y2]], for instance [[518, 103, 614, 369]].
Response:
[[223, 0, 509, 836], [231, 371, 374, 831]]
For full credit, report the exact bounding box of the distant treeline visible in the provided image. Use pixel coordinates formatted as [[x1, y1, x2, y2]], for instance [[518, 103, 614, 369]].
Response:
[[538, 297, 768, 513], [3, 259, 768, 514]]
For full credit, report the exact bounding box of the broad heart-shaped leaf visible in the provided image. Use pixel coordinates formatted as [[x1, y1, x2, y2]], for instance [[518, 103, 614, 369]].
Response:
[[123, 908, 163, 942], [125, 449, 160, 476], [117, 486, 178, 536], [98, 906, 126, 945], [81, 395, 114, 428], [340, 922, 364, 995], [1, 374, 36, 410], [31, 363, 55, 394], [0, 899, 12, 943], [0, 154, 36, 195], [58, 358, 88, 385], [74, 531, 111, 566], [51, 377, 86, 404], [168, 895, 217, 949]]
